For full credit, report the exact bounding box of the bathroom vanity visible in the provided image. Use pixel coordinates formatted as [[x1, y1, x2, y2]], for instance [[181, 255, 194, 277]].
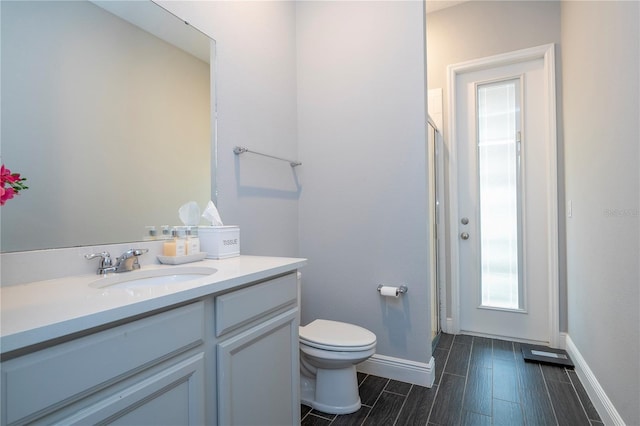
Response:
[[0, 256, 306, 425]]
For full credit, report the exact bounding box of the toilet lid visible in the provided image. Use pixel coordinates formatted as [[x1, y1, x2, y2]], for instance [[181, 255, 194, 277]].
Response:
[[299, 319, 376, 351]]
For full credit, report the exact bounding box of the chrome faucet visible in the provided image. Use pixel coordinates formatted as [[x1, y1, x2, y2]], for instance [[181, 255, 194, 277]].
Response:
[[85, 248, 149, 275], [114, 248, 149, 273], [84, 251, 114, 275]]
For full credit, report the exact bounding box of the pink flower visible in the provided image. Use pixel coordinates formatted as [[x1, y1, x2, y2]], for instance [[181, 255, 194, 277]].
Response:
[[2, 165, 20, 182], [0, 186, 15, 206], [0, 164, 28, 206], [1, 164, 9, 181], [7, 173, 20, 183]]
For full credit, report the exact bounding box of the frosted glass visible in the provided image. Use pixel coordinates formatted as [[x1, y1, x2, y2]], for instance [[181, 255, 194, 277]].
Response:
[[477, 80, 521, 310]]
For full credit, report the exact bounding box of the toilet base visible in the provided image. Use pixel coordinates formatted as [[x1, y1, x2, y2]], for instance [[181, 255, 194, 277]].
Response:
[[300, 365, 362, 415]]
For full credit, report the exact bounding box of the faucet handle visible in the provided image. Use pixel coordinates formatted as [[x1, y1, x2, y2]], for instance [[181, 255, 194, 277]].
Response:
[[130, 248, 148, 270], [85, 252, 113, 268], [114, 248, 149, 272], [119, 248, 149, 259]]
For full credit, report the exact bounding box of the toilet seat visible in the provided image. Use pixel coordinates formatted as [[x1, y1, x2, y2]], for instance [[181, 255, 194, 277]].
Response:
[[299, 319, 376, 352]]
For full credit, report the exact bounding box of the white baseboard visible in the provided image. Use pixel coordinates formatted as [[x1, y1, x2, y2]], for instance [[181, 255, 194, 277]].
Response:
[[565, 335, 625, 425], [357, 354, 435, 388]]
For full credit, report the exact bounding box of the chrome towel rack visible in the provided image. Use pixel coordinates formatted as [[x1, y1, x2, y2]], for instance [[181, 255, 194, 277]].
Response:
[[233, 146, 302, 167]]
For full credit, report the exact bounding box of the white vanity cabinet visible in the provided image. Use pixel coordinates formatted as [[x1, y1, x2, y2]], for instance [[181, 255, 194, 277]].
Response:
[[1, 302, 206, 426], [1, 268, 301, 426], [214, 272, 300, 425]]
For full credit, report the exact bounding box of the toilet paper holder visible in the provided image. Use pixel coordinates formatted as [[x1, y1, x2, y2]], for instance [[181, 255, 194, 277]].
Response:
[[377, 284, 408, 296]]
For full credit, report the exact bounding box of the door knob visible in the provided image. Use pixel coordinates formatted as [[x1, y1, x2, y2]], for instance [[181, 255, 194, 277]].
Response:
[[460, 232, 470, 240], [461, 217, 469, 225]]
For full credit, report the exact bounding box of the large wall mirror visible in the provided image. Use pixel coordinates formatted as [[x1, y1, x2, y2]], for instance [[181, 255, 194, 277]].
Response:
[[1, 0, 216, 252]]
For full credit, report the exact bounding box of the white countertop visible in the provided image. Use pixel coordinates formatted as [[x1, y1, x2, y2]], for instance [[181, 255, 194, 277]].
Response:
[[0, 255, 306, 355]]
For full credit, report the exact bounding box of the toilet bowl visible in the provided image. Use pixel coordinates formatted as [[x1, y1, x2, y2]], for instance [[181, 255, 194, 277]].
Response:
[[299, 319, 377, 414]]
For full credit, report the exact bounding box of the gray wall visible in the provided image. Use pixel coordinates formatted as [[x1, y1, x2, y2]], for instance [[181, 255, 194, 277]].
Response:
[[135, 0, 434, 365], [296, 1, 431, 363], [160, 1, 300, 257], [561, 1, 640, 424], [426, 1, 565, 330]]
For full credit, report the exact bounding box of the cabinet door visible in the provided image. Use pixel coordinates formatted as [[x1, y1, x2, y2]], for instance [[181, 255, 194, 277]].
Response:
[[53, 353, 205, 426], [217, 309, 299, 426], [2, 302, 204, 425]]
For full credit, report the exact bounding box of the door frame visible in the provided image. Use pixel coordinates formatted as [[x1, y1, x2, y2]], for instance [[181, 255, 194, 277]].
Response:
[[445, 44, 560, 347]]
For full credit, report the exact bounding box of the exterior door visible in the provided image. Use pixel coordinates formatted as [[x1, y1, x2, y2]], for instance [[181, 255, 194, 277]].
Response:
[[451, 46, 558, 344]]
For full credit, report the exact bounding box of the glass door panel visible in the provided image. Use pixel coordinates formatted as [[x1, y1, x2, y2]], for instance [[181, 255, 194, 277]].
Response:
[[476, 78, 523, 310]]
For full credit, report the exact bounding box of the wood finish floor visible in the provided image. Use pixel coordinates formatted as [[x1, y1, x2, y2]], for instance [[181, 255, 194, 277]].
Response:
[[301, 333, 602, 425]]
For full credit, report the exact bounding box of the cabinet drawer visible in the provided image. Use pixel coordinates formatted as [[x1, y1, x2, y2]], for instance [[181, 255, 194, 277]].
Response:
[[2, 302, 204, 425], [215, 273, 297, 336]]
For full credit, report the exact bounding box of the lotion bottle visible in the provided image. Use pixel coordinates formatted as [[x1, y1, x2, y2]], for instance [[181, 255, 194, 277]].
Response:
[[186, 226, 200, 255], [163, 227, 186, 257]]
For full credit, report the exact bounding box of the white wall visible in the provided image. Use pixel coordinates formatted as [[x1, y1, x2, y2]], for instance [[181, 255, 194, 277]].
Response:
[[159, 1, 300, 257], [297, 1, 431, 364], [561, 1, 640, 424]]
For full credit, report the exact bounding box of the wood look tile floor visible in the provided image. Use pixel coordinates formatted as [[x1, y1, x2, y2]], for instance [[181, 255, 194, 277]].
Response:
[[301, 334, 602, 425]]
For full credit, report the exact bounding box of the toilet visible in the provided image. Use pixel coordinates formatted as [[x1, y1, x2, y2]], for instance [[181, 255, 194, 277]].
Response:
[[297, 274, 377, 415]]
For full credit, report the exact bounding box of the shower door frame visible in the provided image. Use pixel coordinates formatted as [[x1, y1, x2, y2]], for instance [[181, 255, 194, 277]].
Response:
[[445, 44, 560, 347], [428, 116, 445, 345]]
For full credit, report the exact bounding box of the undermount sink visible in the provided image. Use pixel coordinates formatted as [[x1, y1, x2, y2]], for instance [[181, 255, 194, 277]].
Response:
[[89, 266, 217, 289]]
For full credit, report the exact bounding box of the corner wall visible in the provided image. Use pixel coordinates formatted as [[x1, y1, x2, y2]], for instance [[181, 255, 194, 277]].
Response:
[[561, 1, 640, 424], [297, 1, 431, 370]]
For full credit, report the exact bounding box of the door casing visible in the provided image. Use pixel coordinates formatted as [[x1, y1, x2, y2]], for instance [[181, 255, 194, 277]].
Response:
[[445, 43, 560, 347]]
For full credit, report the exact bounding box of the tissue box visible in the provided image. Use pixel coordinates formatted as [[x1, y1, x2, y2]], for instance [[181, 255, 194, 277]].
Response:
[[198, 226, 240, 259]]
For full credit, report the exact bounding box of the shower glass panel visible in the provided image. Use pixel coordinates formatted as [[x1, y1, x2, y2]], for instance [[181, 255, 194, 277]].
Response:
[[476, 78, 523, 310]]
